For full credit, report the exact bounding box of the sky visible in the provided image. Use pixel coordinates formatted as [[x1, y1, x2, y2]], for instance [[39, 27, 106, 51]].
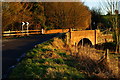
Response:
[[82, 0, 99, 9], [118, 1, 120, 14], [82, 0, 107, 14], [82, 0, 120, 14]]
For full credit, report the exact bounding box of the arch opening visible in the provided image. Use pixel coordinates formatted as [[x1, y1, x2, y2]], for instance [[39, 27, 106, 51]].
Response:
[[78, 38, 92, 47]]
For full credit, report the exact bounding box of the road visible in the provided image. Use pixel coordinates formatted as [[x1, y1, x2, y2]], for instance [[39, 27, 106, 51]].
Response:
[[2, 33, 61, 79]]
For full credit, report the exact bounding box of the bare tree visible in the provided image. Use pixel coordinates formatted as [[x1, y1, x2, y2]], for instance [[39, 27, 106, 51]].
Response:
[[100, 0, 120, 53], [2, 2, 45, 31], [44, 2, 91, 30]]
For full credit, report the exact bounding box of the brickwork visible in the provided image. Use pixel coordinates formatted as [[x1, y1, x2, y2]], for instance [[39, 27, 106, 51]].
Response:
[[45, 29, 69, 34], [70, 30, 96, 45], [97, 34, 113, 44], [67, 30, 113, 46], [44, 29, 113, 46]]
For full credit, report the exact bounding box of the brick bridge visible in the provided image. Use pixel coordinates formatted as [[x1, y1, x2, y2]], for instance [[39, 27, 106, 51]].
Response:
[[3, 29, 113, 46], [44, 29, 113, 46], [66, 29, 113, 46]]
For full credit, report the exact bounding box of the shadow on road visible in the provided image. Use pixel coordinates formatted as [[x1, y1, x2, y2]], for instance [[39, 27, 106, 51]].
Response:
[[2, 33, 61, 79]]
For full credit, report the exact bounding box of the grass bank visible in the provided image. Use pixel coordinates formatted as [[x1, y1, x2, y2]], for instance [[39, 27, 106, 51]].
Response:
[[9, 37, 119, 79], [9, 38, 86, 80]]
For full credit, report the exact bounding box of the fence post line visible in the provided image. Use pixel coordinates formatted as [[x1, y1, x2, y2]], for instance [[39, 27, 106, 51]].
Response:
[[94, 30, 96, 49], [118, 57, 120, 78], [22, 22, 25, 36], [66, 28, 71, 45], [107, 49, 109, 60], [26, 22, 29, 36], [42, 28, 44, 34], [106, 49, 119, 77], [82, 39, 84, 47], [9, 30, 10, 36]]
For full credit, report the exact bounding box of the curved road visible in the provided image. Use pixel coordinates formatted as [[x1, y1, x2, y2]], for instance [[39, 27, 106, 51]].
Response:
[[2, 33, 61, 78]]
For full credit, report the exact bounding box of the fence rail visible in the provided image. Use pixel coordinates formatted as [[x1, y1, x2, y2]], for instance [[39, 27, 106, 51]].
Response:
[[2, 29, 70, 37], [3, 30, 42, 37]]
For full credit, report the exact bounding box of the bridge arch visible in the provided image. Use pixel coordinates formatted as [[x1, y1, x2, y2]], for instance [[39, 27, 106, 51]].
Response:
[[77, 38, 93, 47]]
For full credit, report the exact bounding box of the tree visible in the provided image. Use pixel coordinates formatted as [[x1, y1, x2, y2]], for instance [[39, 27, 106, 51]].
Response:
[[2, 2, 22, 31], [43, 2, 91, 30], [91, 9, 101, 29], [91, 8, 111, 30], [2, 2, 45, 31], [100, 0, 120, 53]]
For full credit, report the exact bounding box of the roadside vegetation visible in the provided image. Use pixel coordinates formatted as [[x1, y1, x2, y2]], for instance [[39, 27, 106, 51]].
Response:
[[9, 39, 85, 79], [9, 37, 119, 79]]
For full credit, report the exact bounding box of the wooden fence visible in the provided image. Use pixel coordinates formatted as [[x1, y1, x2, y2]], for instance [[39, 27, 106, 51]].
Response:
[[2, 30, 42, 37], [2, 29, 70, 37]]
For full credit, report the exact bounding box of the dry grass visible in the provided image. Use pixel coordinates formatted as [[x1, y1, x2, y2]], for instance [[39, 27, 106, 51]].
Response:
[[52, 38, 120, 79], [9, 37, 119, 79]]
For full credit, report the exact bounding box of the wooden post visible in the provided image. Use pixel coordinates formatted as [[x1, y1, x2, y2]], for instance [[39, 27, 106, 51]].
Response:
[[42, 29, 44, 34], [27, 26, 29, 35], [22, 22, 25, 36], [9, 30, 10, 36], [26, 22, 29, 36], [118, 57, 120, 78], [75, 42, 77, 52], [106, 49, 110, 63], [104, 49, 110, 64], [69, 28, 72, 39], [106, 49, 119, 78], [66, 33, 69, 45], [118, 41, 120, 54], [66, 28, 71, 45], [82, 39, 84, 47], [94, 30, 96, 48]]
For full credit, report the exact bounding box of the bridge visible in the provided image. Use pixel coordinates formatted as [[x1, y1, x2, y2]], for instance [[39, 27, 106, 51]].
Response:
[[39, 29, 113, 46], [66, 29, 113, 46], [3, 29, 113, 46]]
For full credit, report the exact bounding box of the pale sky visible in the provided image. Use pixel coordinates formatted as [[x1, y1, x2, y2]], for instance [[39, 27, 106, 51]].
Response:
[[82, 0, 99, 9], [82, 0, 106, 14], [82, 0, 120, 14]]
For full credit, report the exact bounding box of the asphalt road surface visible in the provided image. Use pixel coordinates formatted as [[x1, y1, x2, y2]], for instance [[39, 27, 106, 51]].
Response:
[[2, 33, 61, 79]]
